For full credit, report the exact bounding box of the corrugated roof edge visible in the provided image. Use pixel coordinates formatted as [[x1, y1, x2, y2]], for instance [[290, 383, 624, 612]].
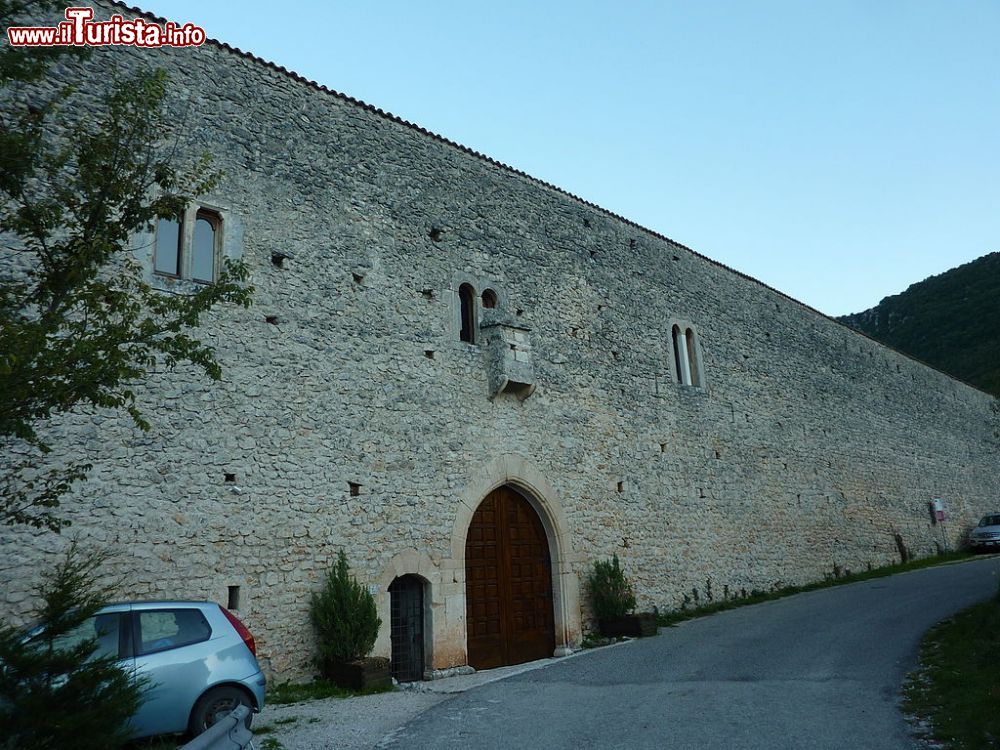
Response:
[[105, 0, 992, 399]]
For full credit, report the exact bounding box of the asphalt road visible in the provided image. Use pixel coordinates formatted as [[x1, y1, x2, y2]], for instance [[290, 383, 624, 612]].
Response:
[[380, 557, 1000, 750]]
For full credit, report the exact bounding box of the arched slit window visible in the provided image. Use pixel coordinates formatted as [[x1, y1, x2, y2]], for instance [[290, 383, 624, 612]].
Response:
[[671, 325, 687, 384], [459, 283, 477, 343], [191, 210, 220, 283], [481, 288, 498, 309], [686, 328, 700, 387], [671, 323, 701, 386]]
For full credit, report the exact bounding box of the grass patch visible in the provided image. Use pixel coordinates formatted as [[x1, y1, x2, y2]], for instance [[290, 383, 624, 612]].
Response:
[[904, 594, 1000, 749], [657, 551, 974, 627], [267, 678, 395, 705]]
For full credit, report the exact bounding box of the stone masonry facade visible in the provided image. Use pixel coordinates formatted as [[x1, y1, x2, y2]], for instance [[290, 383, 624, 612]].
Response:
[[2, 2, 999, 680]]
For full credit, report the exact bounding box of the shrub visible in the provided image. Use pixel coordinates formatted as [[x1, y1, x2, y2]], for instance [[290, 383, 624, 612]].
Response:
[[310, 550, 381, 665], [0, 544, 145, 750], [586, 554, 637, 620]]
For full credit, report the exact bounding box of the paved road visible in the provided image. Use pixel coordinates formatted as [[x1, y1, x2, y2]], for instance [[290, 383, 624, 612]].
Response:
[[381, 557, 1000, 750]]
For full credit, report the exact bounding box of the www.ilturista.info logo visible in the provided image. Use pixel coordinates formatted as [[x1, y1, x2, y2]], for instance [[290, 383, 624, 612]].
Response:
[[6, 7, 206, 47]]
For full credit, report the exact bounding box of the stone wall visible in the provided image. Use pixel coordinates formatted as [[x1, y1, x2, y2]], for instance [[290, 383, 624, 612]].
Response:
[[1, 2, 998, 680]]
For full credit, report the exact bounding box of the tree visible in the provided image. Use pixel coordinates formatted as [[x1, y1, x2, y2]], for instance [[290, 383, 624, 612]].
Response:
[[310, 550, 382, 667], [586, 554, 637, 621], [0, 543, 146, 750], [0, 1, 252, 531]]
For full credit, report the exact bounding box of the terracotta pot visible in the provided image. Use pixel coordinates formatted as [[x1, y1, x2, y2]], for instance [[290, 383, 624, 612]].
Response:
[[599, 612, 658, 638], [322, 656, 392, 690]]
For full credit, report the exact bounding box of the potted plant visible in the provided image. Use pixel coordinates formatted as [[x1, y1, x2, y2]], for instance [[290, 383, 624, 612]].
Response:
[[586, 554, 657, 638], [310, 550, 390, 690]]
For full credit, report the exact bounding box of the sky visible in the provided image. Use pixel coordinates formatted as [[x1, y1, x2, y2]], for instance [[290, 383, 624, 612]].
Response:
[[135, 0, 999, 317]]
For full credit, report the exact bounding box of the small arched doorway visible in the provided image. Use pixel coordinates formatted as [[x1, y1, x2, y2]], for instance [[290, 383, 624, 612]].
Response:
[[389, 575, 425, 682], [465, 485, 555, 669]]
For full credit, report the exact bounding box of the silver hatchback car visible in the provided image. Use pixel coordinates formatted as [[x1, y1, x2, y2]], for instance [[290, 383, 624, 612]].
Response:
[[45, 601, 266, 739], [970, 514, 1000, 551]]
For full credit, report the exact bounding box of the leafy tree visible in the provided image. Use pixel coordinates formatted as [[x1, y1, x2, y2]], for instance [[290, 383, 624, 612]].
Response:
[[310, 550, 382, 666], [0, 543, 146, 750], [0, 1, 252, 531]]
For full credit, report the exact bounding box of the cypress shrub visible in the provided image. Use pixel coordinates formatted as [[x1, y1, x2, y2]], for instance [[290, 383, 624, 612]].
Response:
[[586, 554, 637, 620], [310, 550, 381, 666], [0, 544, 146, 750]]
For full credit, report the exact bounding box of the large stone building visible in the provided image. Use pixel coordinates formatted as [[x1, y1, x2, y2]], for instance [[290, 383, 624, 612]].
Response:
[[2, 2, 998, 680]]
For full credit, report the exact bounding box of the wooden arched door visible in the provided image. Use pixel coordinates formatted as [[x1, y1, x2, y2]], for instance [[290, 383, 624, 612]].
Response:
[[465, 486, 555, 669]]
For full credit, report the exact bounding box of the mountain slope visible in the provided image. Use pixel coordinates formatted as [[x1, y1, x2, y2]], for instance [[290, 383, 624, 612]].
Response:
[[838, 252, 1000, 397]]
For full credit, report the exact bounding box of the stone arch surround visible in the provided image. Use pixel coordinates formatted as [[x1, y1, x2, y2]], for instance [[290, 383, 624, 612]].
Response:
[[370, 457, 582, 672], [450, 454, 583, 660], [374, 550, 439, 672]]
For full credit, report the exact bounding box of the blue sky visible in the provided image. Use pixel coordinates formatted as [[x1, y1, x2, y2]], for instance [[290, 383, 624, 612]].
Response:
[[136, 0, 999, 317]]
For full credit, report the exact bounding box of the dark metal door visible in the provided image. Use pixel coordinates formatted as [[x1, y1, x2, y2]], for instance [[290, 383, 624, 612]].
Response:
[[466, 486, 555, 669], [389, 575, 425, 682]]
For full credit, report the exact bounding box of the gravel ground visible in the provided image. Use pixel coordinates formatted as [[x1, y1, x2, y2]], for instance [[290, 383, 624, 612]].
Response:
[[250, 652, 597, 750], [253, 690, 451, 750]]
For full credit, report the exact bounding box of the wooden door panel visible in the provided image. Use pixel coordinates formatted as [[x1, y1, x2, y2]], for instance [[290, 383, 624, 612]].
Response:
[[466, 487, 555, 669]]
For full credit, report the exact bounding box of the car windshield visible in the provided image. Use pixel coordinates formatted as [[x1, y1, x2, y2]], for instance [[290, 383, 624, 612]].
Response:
[[978, 515, 1000, 527]]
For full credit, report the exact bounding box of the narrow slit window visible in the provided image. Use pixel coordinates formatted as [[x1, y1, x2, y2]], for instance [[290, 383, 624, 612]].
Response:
[[671, 325, 689, 385], [671, 323, 702, 387], [459, 283, 477, 343], [686, 328, 700, 387], [191, 211, 219, 283], [153, 217, 181, 276]]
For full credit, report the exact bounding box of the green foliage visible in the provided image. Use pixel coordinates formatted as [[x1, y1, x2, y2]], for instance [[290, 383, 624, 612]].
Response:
[[0, 543, 146, 750], [0, 1, 253, 531], [586, 554, 637, 620], [839, 252, 1000, 398], [658, 550, 973, 628], [904, 597, 1000, 750], [310, 550, 382, 665]]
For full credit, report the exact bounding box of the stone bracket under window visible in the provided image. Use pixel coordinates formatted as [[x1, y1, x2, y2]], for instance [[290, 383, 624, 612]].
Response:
[[481, 313, 535, 400]]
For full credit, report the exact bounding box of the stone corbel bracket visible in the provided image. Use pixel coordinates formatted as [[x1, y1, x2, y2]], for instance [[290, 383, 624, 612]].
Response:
[[480, 312, 536, 401]]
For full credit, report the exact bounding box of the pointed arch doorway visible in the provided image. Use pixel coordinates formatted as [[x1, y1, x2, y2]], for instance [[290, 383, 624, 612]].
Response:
[[465, 485, 556, 669]]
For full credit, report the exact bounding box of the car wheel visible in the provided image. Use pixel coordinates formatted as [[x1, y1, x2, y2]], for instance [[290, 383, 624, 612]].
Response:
[[188, 685, 254, 736]]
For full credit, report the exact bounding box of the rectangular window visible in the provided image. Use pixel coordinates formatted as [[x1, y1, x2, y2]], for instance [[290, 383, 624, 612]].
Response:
[[153, 217, 181, 276], [153, 207, 222, 283]]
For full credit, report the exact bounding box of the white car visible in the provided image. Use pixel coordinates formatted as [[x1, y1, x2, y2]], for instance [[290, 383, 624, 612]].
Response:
[[969, 514, 1000, 551]]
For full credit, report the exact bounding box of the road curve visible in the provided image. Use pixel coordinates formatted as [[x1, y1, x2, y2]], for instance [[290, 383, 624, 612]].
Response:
[[380, 557, 1000, 750]]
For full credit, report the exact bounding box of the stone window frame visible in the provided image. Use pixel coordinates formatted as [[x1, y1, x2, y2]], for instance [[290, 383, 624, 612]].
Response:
[[448, 273, 508, 346], [669, 319, 705, 388], [139, 199, 243, 291]]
